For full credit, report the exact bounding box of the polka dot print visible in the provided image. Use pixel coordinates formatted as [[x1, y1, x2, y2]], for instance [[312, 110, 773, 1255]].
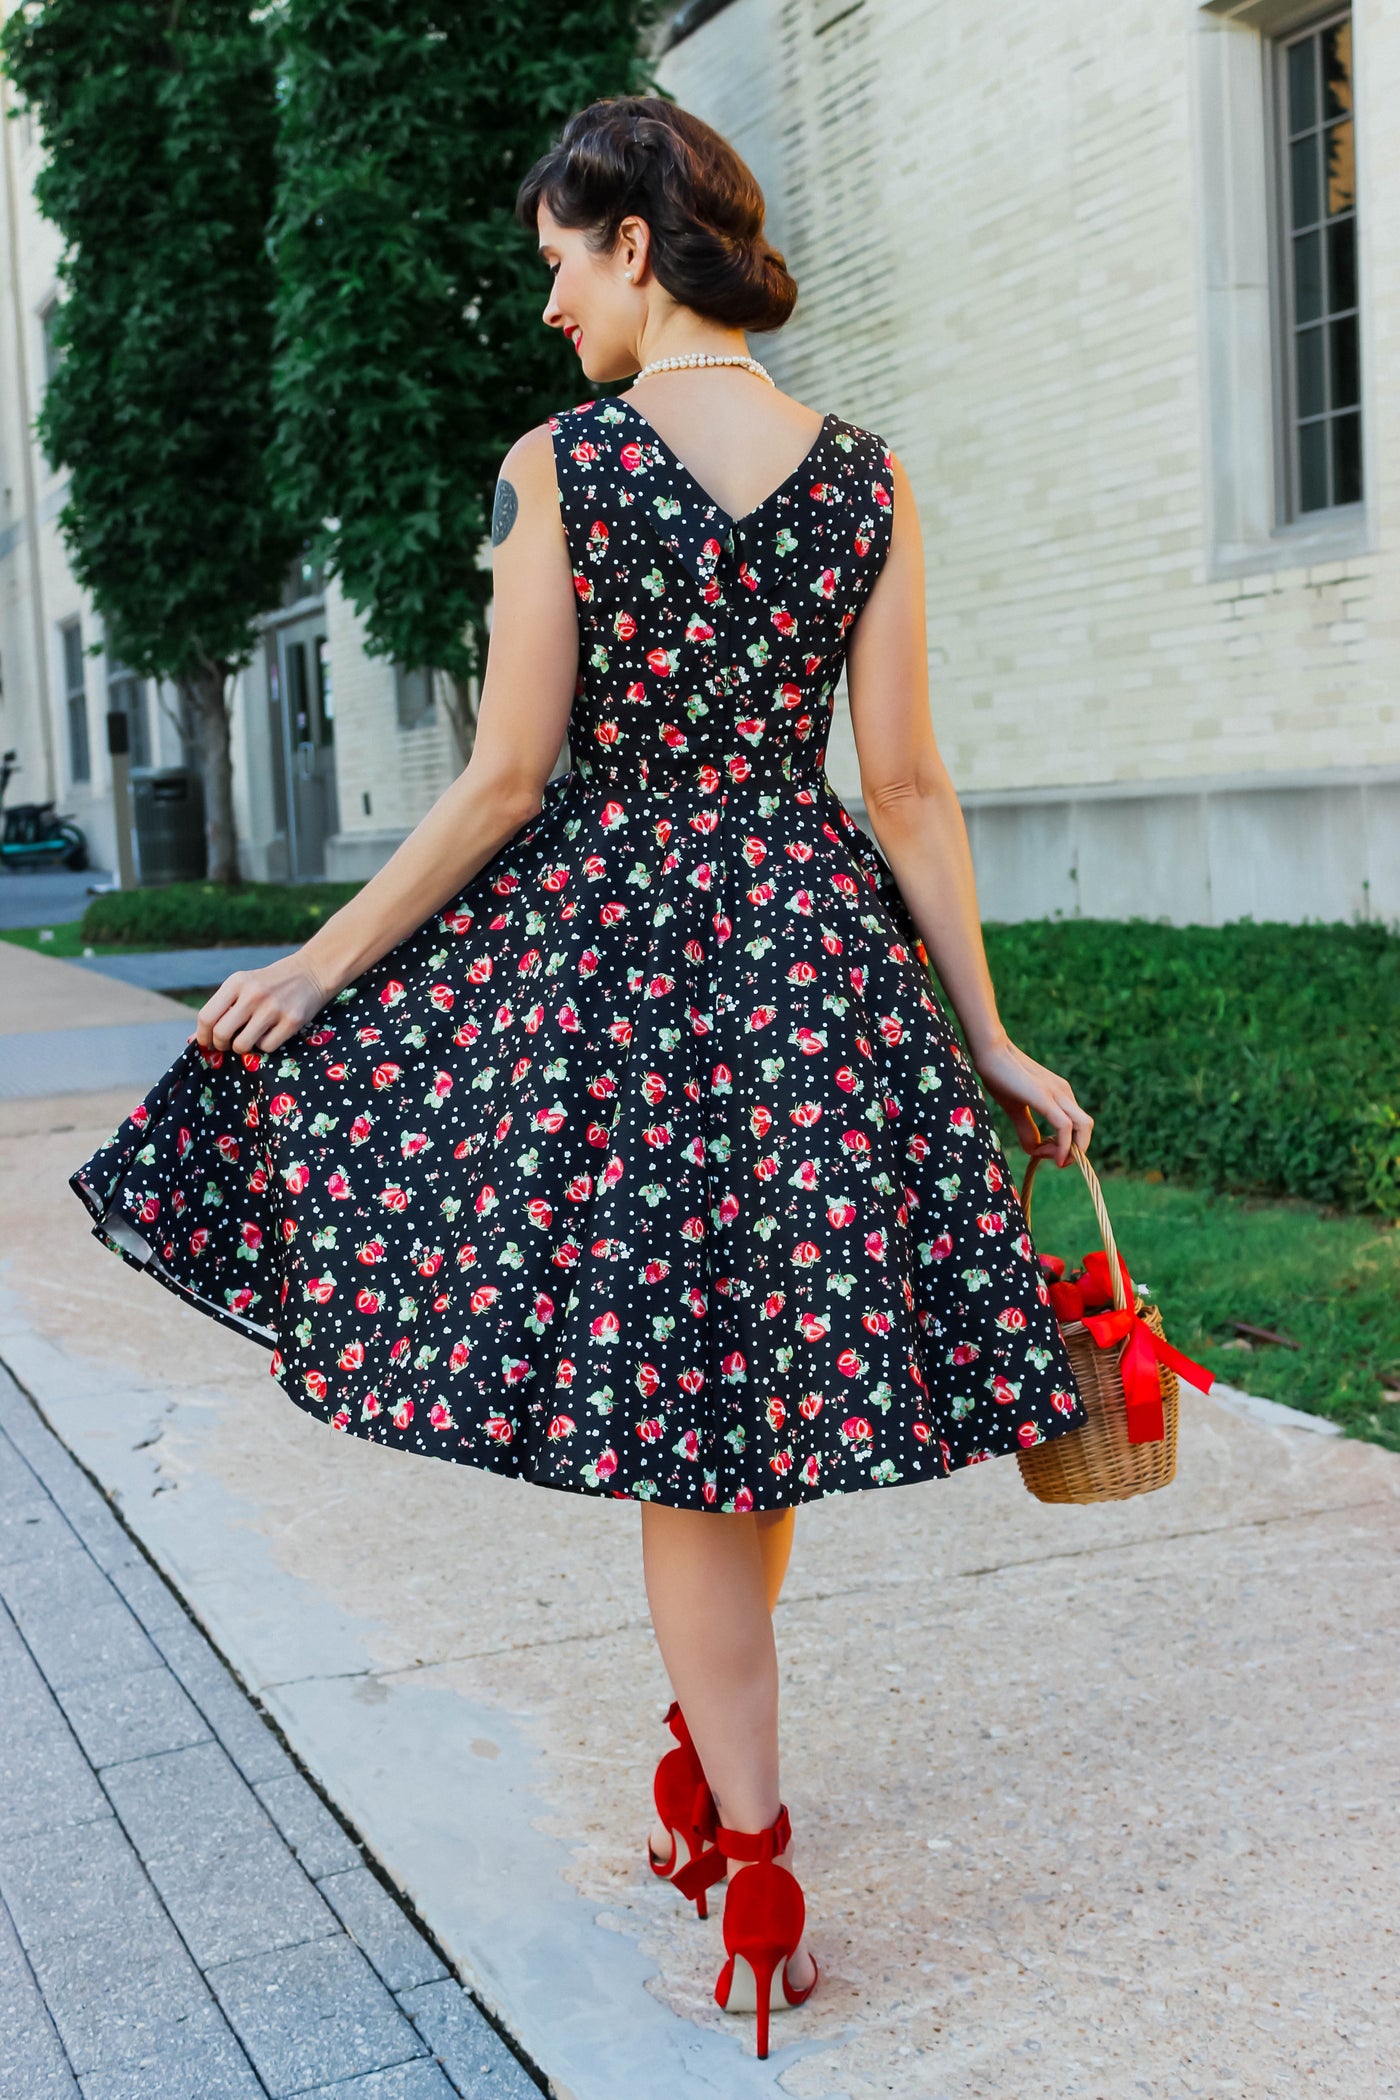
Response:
[[70, 395, 1087, 1511]]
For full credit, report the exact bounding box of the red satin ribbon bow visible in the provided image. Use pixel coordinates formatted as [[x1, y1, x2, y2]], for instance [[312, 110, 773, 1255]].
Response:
[[1044, 1248, 1214, 1444]]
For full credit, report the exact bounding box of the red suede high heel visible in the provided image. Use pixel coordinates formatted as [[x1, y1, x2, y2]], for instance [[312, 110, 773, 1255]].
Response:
[[712, 1804, 818, 2059], [647, 1701, 723, 1918]]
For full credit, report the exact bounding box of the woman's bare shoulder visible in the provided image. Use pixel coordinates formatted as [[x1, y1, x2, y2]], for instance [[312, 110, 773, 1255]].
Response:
[[499, 420, 558, 480]]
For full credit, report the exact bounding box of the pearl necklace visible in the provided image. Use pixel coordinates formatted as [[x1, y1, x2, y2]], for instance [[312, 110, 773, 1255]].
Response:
[[633, 350, 776, 387]]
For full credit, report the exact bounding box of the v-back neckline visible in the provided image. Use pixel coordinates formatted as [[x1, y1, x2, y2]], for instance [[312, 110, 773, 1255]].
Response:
[[615, 397, 832, 529]]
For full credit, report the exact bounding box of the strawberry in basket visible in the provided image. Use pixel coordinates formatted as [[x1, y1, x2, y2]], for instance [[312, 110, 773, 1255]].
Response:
[[1037, 1247, 1134, 1325], [1033, 1238, 1210, 1445]]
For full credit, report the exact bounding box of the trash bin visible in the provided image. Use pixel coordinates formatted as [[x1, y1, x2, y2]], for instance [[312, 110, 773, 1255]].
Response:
[[131, 767, 207, 885]]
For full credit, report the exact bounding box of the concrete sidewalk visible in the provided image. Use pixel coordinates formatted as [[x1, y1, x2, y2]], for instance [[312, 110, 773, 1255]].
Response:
[[0, 942, 197, 1102], [0, 941, 297, 1100], [70, 947, 296, 993], [2, 945, 1398, 2099]]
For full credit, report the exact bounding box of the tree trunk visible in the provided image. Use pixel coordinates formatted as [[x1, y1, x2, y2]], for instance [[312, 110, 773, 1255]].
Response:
[[438, 603, 494, 767], [444, 670, 480, 767], [182, 661, 241, 886]]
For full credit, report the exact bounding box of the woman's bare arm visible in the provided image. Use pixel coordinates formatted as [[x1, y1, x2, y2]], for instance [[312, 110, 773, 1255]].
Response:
[[844, 453, 1092, 1166], [195, 423, 577, 1056]]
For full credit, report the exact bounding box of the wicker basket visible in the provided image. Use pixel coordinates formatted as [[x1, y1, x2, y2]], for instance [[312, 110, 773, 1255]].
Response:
[[1016, 1144, 1179, 1504]]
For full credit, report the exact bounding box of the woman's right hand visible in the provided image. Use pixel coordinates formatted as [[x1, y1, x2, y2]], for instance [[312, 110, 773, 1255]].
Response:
[[195, 953, 333, 1057]]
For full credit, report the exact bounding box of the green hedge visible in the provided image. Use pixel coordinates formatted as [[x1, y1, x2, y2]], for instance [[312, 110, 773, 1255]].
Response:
[[81, 880, 363, 950], [79, 889, 1400, 1217], [979, 920, 1400, 1218]]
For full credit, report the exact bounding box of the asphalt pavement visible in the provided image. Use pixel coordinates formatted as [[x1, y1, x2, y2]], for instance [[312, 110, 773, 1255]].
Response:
[[0, 871, 109, 932]]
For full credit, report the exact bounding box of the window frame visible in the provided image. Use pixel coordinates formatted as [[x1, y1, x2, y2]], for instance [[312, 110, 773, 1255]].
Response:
[[1268, 5, 1362, 525], [1194, 0, 1372, 578], [60, 617, 89, 786], [106, 656, 150, 771], [394, 663, 435, 733], [38, 296, 62, 388]]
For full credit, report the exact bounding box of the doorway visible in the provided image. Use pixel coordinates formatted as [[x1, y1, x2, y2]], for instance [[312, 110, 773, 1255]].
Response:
[[274, 616, 338, 879]]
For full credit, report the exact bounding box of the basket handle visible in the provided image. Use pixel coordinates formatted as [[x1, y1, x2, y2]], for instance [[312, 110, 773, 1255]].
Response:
[[1019, 1143, 1130, 1315]]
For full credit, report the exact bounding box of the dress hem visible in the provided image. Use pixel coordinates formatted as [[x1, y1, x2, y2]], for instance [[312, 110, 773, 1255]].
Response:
[[70, 1165, 1090, 1515]]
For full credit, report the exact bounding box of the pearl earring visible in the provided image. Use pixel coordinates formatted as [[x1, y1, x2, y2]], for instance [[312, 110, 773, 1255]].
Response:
[[624, 270, 634, 282]]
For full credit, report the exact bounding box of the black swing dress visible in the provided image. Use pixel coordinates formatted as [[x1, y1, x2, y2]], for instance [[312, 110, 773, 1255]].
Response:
[[71, 397, 1086, 1513]]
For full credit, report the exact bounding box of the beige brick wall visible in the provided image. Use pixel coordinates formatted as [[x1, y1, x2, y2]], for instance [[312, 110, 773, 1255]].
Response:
[[660, 0, 1399, 809], [322, 580, 460, 870], [3, 0, 1393, 916]]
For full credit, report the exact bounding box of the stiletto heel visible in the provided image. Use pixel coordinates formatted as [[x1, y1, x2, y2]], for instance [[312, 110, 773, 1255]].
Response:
[[712, 1804, 818, 2058], [647, 1701, 723, 1918]]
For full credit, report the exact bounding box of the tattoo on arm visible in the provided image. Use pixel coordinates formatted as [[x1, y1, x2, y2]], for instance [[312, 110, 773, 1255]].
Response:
[[491, 476, 518, 546]]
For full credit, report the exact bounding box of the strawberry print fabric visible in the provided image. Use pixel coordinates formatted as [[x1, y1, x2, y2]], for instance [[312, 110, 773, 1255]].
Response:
[[71, 396, 1086, 1511]]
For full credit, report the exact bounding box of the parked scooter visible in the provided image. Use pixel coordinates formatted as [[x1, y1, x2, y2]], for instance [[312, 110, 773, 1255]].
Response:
[[0, 749, 89, 870]]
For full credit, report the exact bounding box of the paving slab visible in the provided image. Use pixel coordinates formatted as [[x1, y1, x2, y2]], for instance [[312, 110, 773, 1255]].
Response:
[[0, 1892, 80, 2099], [57, 1660, 213, 1770], [396, 1984, 543, 2100], [27, 1922, 229, 2079], [256, 1771, 364, 1881], [0, 1815, 166, 1950], [0, 1703, 112, 1845], [305, 2060, 459, 2100], [3, 1044, 1399, 2096], [205, 1936, 427, 2096], [75, 2023, 266, 2100], [0, 1367, 547, 2099], [320, 1868, 449, 1994], [0, 1542, 161, 1689], [118, 1814, 340, 1971], [0, 941, 190, 1033]]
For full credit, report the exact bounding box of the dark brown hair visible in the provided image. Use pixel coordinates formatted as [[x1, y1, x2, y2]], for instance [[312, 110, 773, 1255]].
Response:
[[516, 97, 797, 335]]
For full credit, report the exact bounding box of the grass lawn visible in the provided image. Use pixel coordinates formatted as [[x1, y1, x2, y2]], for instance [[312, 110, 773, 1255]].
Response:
[[1026, 1161, 1400, 1453], [0, 923, 106, 958]]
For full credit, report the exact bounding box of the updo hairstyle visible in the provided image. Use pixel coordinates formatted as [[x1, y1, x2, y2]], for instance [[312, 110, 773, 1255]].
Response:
[[517, 96, 797, 335]]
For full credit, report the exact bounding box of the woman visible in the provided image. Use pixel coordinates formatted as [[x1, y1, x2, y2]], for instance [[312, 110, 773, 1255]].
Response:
[[72, 97, 1092, 2058]]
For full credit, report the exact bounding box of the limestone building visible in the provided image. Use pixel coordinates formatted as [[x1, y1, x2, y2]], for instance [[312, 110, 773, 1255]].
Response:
[[0, 31, 456, 889], [0, 0, 1394, 923], [657, 0, 1397, 924]]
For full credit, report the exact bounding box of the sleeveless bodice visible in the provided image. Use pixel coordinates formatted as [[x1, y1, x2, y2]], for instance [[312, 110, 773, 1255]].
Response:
[[550, 398, 895, 794]]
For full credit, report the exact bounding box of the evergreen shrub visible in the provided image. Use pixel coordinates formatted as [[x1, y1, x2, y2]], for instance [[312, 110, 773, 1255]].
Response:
[[979, 919, 1400, 1218], [78, 898, 1400, 1216], [82, 881, 361, 950]]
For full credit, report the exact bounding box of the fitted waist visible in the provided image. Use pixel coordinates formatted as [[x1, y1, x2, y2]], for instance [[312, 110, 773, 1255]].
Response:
[[571, 750, 826, 796]]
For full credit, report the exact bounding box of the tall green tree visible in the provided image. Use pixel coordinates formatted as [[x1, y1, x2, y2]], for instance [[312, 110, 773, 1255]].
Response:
[[270, 0, 658, 758], [1, 0, 304, 884]]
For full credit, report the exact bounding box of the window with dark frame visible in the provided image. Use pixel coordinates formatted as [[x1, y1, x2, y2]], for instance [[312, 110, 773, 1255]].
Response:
[[39, 299, 62, 387], [1277, 10, 1361, 517], [107, 657, 150, 770], [394, 664, 434, 732], [61, 618, 89, 784]]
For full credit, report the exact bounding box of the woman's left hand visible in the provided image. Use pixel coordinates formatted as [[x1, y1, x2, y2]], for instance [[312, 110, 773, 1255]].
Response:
[[970, 1034, 1093, 1167], [195, 953, 331, 1057]]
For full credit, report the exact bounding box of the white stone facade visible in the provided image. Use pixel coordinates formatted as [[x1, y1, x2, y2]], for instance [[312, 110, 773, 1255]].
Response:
[[1, 0, 1394, 923], [319, 582, 461, 881], [660, 0, 1400, 924]]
